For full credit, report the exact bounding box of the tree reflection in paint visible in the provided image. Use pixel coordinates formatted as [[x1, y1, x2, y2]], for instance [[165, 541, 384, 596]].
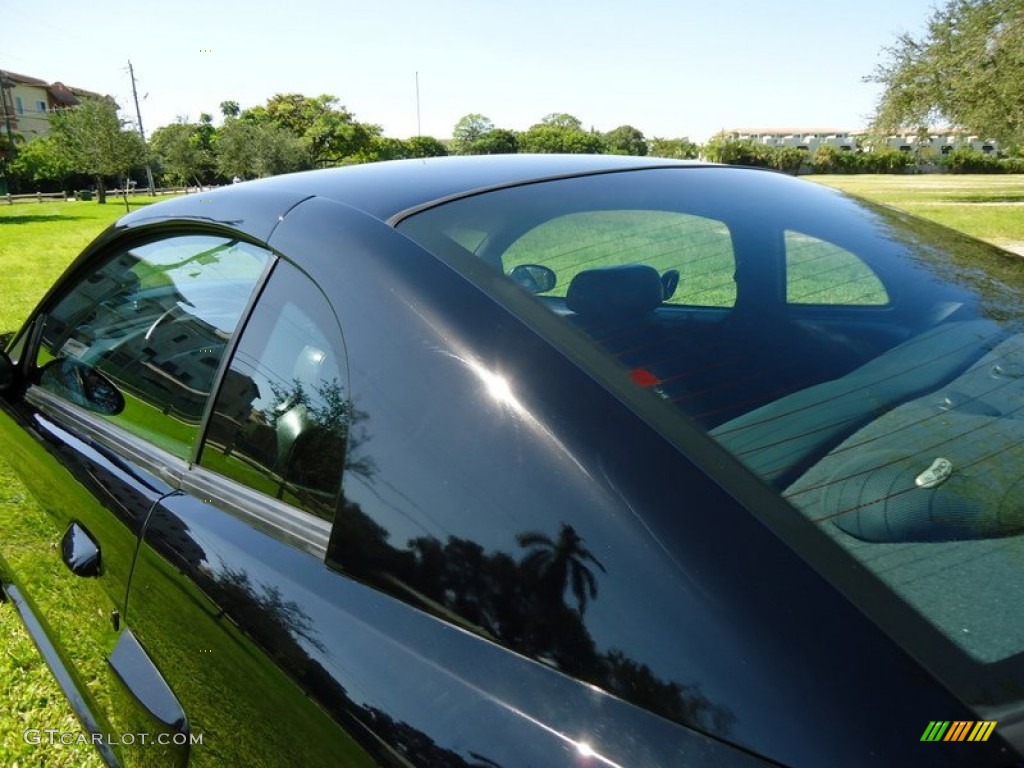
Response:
[[517, 524, 605, 616], [331, 499, 735, 736]]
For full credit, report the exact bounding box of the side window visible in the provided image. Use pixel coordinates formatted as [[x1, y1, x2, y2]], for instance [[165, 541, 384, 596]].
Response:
[[502, 210, 737, 307], [36, 235, 271, 457], [785, 230, 889, 305], [200, 262, 349, 521]]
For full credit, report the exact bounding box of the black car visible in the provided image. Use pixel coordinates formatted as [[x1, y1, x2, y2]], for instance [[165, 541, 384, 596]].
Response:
[[2, 155, 1023, 767]]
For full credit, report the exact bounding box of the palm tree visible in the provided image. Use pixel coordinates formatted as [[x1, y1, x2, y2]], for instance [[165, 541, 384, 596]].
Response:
[[517, 524, 606, 616]]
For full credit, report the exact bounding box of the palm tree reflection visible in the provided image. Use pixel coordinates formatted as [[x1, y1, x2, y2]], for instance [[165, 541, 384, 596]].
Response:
[[518, 524, 606, 616], [329, 505, 735, 736]]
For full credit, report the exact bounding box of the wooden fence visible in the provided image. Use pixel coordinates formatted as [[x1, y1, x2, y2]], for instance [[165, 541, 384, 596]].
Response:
[[3, 186, 220, 204]]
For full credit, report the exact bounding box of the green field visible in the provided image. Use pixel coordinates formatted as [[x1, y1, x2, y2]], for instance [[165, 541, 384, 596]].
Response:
[[811, 174, 1024, 248], [0, 197, 168, 333], [1, 175, 1023, 765]]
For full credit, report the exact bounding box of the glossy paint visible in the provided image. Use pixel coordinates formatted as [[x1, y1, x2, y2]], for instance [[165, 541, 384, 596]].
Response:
[[1, 157, 1022, 767], [0, 389, 185, 765], [271, 197, 1018, 767]]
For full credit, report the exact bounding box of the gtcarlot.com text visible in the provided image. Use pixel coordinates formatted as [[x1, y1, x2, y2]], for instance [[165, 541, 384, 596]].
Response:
[[24, 729, 203, 746]]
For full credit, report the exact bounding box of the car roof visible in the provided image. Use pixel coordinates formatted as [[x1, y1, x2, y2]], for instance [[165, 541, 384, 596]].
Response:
[[253, 154, 705, 220], [117, 155, 708, 238]]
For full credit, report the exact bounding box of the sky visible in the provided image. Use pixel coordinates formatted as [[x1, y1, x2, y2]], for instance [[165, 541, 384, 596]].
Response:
[[2, 0, 941, 143]]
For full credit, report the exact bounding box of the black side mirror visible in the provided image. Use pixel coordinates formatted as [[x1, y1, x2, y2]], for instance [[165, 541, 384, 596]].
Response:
[[38, 358, 125, 415], [508, 264, 557, 294]]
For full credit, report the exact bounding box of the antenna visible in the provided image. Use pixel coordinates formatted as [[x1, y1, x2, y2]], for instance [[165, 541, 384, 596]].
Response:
[[415, 71, 421, 137]]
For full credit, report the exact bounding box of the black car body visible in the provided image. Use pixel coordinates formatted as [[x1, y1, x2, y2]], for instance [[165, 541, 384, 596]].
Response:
[[1, 155, 1023, 767]]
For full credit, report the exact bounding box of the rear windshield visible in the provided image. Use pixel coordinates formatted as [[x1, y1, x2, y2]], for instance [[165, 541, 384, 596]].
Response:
[[397, 166, 1024, 708]]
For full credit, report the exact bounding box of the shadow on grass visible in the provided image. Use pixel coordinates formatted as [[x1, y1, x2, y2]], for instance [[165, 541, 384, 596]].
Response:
[[122, 199, 162, 208], [944, 194, 1024, 204], [0, 214, 88, 225]]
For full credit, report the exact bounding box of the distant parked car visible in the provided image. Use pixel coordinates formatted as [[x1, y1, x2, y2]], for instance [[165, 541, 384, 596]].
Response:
[[1, 155, 1023, 767]]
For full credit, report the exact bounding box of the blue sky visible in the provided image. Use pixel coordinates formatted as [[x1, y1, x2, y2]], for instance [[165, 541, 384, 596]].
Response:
[[3, 0, 939, 142]]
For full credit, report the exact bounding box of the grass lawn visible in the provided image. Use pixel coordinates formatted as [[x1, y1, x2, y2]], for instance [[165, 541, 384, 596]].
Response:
[[1, 176, 1023, 763], [811, 174, 1024, 247], [0, 196, 168, 334]]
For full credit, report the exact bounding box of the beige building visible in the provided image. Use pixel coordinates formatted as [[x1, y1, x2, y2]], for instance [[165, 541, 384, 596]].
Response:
[[873, 128, 999, 157], [725, 128, 859, 152], [0, 69, 107, 142], [723, 127, 1000, 156]]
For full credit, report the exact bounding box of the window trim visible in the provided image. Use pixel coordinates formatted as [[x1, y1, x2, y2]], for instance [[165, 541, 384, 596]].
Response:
[[196, 257, 353, 524], [26, 386, 330, 557], [191, 256, 277, 464], [180, 465, 331, 557], [24, 228, 279, 462], [26, 385, 189, 490]]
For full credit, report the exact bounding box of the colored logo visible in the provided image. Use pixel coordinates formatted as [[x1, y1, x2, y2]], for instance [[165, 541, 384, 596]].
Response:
[[921, 721, 997, 742]]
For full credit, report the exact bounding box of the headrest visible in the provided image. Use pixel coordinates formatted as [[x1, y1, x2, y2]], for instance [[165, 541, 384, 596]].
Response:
[[566, 265, 663, 318]]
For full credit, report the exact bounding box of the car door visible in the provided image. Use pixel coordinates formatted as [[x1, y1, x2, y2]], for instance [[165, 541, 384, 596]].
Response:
[[0, 230, 273, 766], [124, 257, 380, 766]]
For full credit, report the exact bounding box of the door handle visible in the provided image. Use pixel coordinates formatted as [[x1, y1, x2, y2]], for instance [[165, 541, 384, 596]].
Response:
[[61, 522, 101, 577]]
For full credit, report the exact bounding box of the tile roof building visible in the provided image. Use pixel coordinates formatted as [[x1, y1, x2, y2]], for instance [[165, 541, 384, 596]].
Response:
[[0, 69, 109, 142]]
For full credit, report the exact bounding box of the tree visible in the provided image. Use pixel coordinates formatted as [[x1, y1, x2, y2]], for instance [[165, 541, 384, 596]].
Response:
[[404, 135, 448, 158], [649, 137, 701, 159], [472, 128, 518, 154], [151, 118, 214, 187], [219, 100, 240, 118], [49, 98, 148, 208], [870, 0, 1024, 147], [354, 135, 408, 163], [861, 147, 915, 173], [604, 125, 648, 156], [519, 115, 606, 155], [451, 113, 495, 155], [540, 113, 584, 130], [309, 118, 379, 165], [9, 135, 75, 192], [517, 524, 606, 615], [216, 118, 305, 179], [769, 146, 807, 175], [703, 134, 774, 166], [810, 144, 845, 174], [241, 94, 375, 166], [0, 129, 25, 189]]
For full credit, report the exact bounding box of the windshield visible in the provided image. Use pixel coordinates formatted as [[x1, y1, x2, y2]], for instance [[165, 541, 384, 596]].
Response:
[[396, 166, 1024, 709]]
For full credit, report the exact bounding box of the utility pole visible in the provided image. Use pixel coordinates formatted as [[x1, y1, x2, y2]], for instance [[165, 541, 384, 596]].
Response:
[[128, 60, 156, 195], [415, 71, 421, 137]]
